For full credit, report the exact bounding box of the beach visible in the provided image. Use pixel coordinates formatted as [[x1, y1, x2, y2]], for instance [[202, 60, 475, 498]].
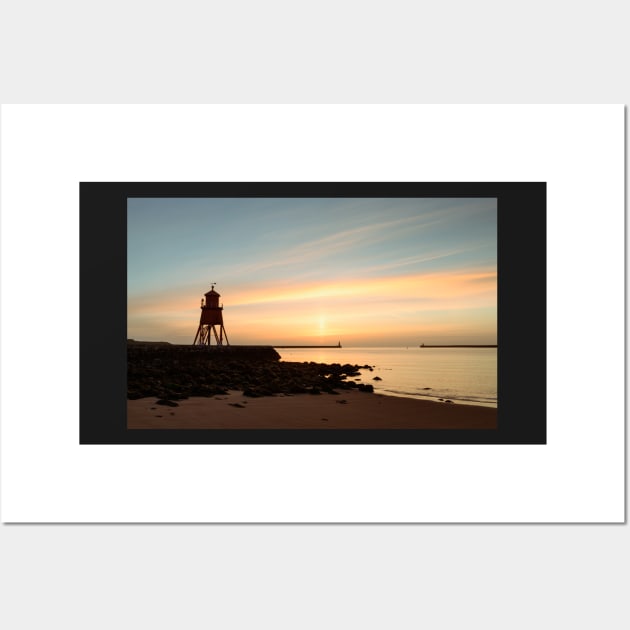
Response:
[[127, 389, 497, 430]]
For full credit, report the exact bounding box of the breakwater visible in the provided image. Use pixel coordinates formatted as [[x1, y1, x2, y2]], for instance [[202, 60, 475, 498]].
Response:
[[128, 341, 281, 362], [127, 341, 373, 400], [420, 345, 497, 348]]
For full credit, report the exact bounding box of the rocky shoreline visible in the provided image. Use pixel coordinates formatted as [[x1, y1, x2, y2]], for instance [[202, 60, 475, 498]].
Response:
[[127, 342, 375, 401]]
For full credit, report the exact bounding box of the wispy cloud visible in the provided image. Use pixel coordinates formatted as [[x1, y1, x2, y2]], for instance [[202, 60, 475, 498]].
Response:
[[128, 267, 496, 324], [232, 213, 444, 275], [226, 268, 496, 306]]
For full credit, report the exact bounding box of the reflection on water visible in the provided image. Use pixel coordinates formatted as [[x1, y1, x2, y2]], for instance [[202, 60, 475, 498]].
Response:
[[277, 347, 497, 408]]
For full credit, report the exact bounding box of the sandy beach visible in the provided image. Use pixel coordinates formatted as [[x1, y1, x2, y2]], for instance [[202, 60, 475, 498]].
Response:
[[127, 390, 497, 430]]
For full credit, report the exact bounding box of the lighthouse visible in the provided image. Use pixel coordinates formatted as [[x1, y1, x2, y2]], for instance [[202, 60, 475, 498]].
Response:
[[193, 284, 230, 346]]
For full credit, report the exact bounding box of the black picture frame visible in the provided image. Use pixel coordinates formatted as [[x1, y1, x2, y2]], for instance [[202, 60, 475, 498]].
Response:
[[79, 182, 546, 445]]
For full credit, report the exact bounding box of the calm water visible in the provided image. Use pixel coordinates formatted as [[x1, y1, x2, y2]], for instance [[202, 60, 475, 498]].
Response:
[[277, 347, 497, 408]]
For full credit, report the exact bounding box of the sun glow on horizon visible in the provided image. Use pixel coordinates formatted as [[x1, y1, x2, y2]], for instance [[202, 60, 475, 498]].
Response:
[[127, 267, 497, 346]]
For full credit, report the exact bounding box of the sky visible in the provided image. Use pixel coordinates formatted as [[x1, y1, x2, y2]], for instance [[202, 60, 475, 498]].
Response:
[[127, 197, 497, 346]]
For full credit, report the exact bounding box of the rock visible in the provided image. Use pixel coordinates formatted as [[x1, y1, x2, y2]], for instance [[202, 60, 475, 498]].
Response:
[[242, 390, 258, 398], [156, 399, 179, 407], [373, 376, 382, 381], [128, 342, 367, 400], [288, 384, 308, 394], [242, 388, 263, 397]]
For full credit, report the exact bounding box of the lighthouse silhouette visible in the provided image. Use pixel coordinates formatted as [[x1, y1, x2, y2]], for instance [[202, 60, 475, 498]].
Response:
[[193, 284, 230, 346]]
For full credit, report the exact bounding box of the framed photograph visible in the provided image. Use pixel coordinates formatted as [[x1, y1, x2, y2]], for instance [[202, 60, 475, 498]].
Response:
[[3, 104, 622, 522], [80, 181, 546, 445]]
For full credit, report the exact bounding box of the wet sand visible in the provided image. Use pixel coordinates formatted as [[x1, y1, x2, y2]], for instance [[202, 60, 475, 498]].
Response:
[[127, 390, 497, 430]]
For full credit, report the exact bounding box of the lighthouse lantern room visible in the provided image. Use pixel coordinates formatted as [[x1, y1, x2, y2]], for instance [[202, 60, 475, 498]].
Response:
[[193, 283, 230, 346]]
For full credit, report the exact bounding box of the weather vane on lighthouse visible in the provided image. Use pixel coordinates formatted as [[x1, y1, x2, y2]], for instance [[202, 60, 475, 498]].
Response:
[[193, 283, 230, 346]]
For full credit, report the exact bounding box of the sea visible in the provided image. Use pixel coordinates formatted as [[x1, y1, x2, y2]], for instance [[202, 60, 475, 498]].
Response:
[[276, 346, 497, 408]]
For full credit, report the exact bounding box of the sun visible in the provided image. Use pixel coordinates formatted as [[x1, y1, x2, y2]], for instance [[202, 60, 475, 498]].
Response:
[[318, 314, 327, 336]]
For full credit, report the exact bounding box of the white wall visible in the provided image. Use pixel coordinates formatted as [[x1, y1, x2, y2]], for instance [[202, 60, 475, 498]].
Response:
[[0, 2, 627, 629]]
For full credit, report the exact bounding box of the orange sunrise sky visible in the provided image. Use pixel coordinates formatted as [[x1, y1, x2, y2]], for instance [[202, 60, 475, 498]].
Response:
[[127, 197, 497, 346]]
